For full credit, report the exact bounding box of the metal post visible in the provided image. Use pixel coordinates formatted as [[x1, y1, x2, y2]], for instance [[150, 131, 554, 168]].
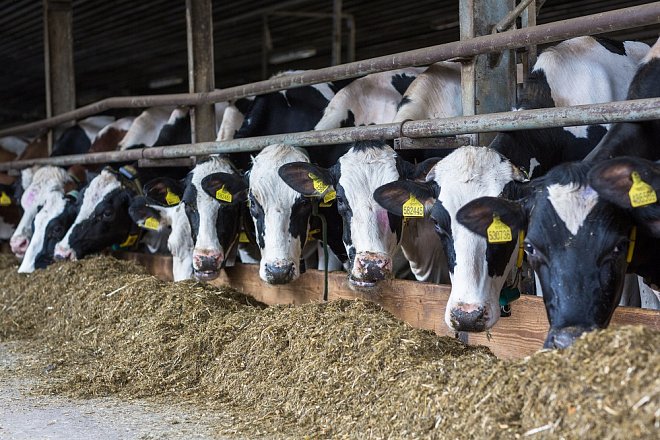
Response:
[[186, 0, 216, 143], [460, 0, 517, 146], [332, 0, 343, 65], [521, 0, 539, 82], [261, 15, 272, 79], [43, 0, 76, 153], [346, 15, 356, 63]]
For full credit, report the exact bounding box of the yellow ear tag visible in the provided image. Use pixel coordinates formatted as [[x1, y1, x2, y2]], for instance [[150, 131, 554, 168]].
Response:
[[165, 188, 180, 206], [119, 234, 138, 248], [319, 190, 336, 207], [238, 232, 250, 243], [629, 171, 657, 208], [487, 216, 512, 243], [308, 173, 329, 194], [402, 194, 424, 218], [215, 185, 233, 203], [144, 217, 160, 231], [0, 191, 11, 206], [307, 228, 321, 241]]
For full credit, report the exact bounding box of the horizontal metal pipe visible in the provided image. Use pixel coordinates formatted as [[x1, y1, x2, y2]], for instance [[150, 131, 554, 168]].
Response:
[[1, 3, 658, 137], [1, 97, 658, 171]]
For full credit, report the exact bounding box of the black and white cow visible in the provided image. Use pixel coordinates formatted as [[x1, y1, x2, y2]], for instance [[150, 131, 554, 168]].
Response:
[[51, 115, 115, 156], [372, 36, 650, 333], [452, 39, 660, 347], [129, 156, 244, 281], [280, 140, 443, 289]]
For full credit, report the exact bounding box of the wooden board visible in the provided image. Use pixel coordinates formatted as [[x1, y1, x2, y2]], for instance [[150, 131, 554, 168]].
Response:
[[114, 252, 660, 359]]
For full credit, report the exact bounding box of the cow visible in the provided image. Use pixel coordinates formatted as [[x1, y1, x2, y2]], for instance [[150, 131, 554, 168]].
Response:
[[128, 156, 243, 281], [51, 115, 115, 156], [119, 107, 174, 149], [452, 38, 660, 347], [372, 36, 650, 334]]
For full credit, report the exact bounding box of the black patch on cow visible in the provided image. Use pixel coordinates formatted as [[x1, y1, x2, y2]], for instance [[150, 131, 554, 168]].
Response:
[[67, 188, 134, 258], [316, 202, 348, 263], [390, 73, 416, 96], [288, 196, 312, 248], [153, 113, 191, 146], [248, 192, 266, 249], [396, 96, 411, 112], [234, 97, 254, 115], [182, 180, 200, 243], [429, 200, 456, 272], [334, 173, 354, 251], [518, 69, 554, 109], [594, 37, 626, 56], [34, 197, 78, 269], [328, 77, 358, 94], [52, 125, 92, 156], [339, 110, 356, 128], [351, 139, 388, 152]]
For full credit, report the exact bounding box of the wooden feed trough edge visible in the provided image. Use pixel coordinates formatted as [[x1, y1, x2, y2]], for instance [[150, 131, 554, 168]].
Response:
[[114, 251, 660, 359]]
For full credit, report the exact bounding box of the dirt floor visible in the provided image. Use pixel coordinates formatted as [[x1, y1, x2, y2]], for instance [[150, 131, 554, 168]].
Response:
[[0, 342, 236, 440]]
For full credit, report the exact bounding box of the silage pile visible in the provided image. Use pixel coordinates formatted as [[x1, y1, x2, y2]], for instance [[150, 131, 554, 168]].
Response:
[[1, 256, 658, 439]]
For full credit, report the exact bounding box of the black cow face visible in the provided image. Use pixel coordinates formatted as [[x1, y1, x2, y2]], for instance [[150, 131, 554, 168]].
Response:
[[457, 162, 644, 348]]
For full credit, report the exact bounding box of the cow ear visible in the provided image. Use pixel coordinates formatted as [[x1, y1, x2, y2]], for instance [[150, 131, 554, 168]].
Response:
[[201, 172, 248, 204], [588, 157, 660, 209], [278, 162, 334, 198], [129, 196, 168, 231], [374, 180, 438, 217], [456, 196, 526, 240], [589, 157, 660, 237], [143, 177, 185, 207], [410, 157, 442, 181]]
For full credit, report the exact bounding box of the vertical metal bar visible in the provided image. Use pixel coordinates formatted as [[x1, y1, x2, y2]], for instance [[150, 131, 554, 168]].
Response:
[[186, 0, 216, 143], [261, 15, 271, 79], [43, 0, 76, 153], [346, 15, 356, 63], [331, 0, 343, 65], [459, 0, 516, 146], [521, 0, 538, 83]]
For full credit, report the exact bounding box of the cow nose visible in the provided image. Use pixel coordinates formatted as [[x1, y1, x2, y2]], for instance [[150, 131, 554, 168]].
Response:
[[353, 252, 392, 282], [264, 260, 295, 285], [54, 245, 73, 261], [544, 326, 591, 349], [193, 252, 223, 272], [449, 304, 488, 332], [10, 236, 29, 257]]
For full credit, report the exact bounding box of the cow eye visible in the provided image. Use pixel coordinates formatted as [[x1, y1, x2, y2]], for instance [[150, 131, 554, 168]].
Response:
[[102, 209, 114, 220], [49, 225, 63, 237], [524, 242, 535, 256]]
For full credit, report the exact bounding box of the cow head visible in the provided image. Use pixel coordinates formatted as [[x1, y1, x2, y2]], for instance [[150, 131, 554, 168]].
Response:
[[375, 147, 528, 331], [54, 168, 138, 261], [11, 166, 74, 258], [17, 190, 80, 273], [458, 161, 652, 348], [280, 141, 432, 290], [156, 156, 244, 281]]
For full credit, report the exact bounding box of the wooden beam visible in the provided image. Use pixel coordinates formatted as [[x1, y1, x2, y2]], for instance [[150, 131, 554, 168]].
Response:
[[114, 252, 660, 360], [43, 0, 76, 151], [459, 0, 517, 146], [186, 0, 216, 143]]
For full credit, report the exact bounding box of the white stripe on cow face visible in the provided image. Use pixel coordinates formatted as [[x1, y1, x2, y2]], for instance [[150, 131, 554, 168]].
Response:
[[55, 170, 121, 259], [18, 191, 67, 273], [547, 183, 599, 236], [249, 144, 310, 283], [429, 147, 520, 331], [11, 166, 72, 258], [338, 145, 401, 272]]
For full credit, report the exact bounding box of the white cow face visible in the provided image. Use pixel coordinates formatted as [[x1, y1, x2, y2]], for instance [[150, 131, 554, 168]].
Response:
[[375, 147, 527, 332]]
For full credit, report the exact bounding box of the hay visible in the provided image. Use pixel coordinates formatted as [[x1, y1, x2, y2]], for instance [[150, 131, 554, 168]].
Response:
[[1, 256, 658, 439]]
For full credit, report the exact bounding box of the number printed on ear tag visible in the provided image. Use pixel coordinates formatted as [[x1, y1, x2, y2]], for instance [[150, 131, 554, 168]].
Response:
[[308, 173, 329, 194], [165, 188, 180, 206], [402, 194, 424, 218], [629, 171, 657, 208], [215, 185, 233, 203], [487, 216, 512, 243], [0, 191, 10, 206], [144, 217, 160, 230]]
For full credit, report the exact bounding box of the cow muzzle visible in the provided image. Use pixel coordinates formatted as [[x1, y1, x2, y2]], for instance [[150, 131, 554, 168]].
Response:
[[544, 326, 595, 349], [53, 244, 76, 261], [10, 236, 29, 258], [264, 260, 296, 285], [349, 251, 392, 290], [449, 303, 489, 332], [192, 249, 224, 281]]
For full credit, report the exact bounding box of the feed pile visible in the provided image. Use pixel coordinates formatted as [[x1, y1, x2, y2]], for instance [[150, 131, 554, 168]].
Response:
[[1, 256, 657, 439]]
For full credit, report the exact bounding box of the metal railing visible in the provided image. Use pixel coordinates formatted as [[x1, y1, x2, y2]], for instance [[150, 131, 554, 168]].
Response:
[[1, 97, 658, 171], [0, 2, 658, 139]]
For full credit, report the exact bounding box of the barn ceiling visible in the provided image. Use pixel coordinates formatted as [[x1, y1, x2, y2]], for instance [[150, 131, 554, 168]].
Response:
[[0, 0, 657, 128]]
